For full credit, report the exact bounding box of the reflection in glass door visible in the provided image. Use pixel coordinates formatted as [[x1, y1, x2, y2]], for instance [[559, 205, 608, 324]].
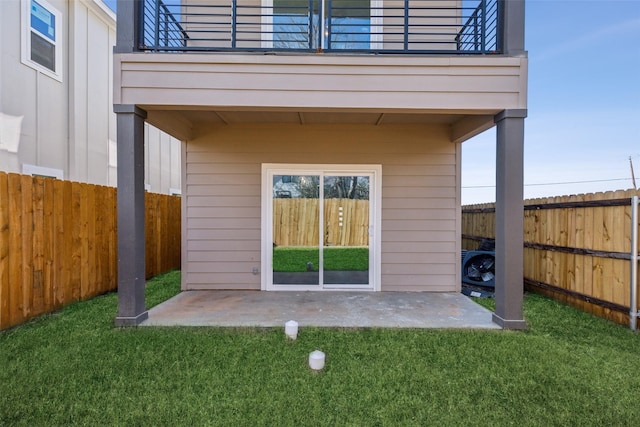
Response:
[[265, 166, 379, 290], [323, 175, 370, 285], [272, 175, 321, 285]]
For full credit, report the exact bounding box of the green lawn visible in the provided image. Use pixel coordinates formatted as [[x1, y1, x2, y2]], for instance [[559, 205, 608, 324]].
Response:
[[2, 271, 640, 426], [273, 246, 369, 272]]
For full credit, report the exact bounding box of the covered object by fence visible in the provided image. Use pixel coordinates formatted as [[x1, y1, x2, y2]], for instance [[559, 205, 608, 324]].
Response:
[[0, 172, 181, 330], [462, 189, 640, 327]]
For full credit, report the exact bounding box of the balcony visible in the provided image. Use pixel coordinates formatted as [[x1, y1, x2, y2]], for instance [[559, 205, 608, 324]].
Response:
[[139, 0, 501, 54]]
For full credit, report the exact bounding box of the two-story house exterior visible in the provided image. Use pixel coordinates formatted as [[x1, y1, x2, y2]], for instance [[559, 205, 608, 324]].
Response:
[[113, 0, 527, 328]]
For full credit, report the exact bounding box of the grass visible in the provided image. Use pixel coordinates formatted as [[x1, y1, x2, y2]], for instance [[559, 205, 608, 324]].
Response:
[[273, 246, 368, 272], [2, 271, 640, 426]]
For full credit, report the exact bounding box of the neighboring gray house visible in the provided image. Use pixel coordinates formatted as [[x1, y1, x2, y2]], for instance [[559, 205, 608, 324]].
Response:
[[0, 0, 180, 194], [113, 0, 527, 328]]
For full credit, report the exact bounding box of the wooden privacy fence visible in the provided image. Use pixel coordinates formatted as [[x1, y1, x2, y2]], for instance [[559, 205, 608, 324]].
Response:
[[0, 172, 181, 331], [462, 189, 640, 326], [273, 198, 369, 247]]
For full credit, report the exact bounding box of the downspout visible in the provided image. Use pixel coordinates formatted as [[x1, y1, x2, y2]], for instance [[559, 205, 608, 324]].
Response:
[[630, 195, 639, 330]]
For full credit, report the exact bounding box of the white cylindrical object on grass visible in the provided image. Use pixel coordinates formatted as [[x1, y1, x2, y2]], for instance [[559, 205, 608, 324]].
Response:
[[309, 350, 325, 370], [285, 320, 298, 339]]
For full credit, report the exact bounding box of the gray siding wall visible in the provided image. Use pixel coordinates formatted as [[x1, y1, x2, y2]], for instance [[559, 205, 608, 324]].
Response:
[[183, 123, 460, 292], [0, 0, 180, 194], [0, 0, 68, 175]]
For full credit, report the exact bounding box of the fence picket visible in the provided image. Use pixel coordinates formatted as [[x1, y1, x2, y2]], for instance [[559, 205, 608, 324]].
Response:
[[8, 174, 24, 326], [0, 173, 9, 329], [43, 178, 54, 312], [20, 175, 34, 319], [70, 182, 82, 302], [94, 185, 105, 296], [53, 179, 66, 308], [31, 177, 45, 316]]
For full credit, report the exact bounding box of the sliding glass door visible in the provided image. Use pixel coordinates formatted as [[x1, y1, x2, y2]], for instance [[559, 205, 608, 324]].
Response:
[[263, 0, 381, 50], [263, 165, 380, 290]]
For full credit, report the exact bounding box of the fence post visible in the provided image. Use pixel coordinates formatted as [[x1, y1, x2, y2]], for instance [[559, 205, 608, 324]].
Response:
[[631, 196, 639, 330]]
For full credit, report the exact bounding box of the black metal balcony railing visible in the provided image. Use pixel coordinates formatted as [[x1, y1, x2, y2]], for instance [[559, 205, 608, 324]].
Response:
[[140, 0, 501, 54]]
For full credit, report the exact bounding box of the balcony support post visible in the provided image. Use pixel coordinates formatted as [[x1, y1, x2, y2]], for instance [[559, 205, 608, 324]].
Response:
[[493, 109, 527, 330], [114, 105, 148, 327], [115, 0, 143, 53], [500, 0, 526, 56]]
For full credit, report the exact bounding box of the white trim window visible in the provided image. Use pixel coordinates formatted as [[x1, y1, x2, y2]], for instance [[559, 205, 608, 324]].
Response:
[[21, 0, 63, 81]]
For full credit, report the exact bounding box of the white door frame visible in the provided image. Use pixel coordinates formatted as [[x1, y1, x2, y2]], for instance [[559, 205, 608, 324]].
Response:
[[261, 164, 382, 291]]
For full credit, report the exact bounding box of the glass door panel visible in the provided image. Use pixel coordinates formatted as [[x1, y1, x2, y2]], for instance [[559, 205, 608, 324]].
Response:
[[323, 175, 370, 285], [327, 0, 372, 50], [273, 0, 319, 49], [272, 175, 320, 285], [270, 0, 374, 50]]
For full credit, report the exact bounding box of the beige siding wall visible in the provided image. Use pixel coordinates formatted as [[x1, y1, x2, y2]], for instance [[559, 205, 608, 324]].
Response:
[[184, 123, 460, 292], [116, 54, 527, 112], [0, 0, 181, 194]]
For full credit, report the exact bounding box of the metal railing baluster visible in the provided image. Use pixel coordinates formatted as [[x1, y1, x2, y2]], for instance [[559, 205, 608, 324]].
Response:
[[153, 0, 160, 50], [308, 0, 314, 49], [404, 0, 409, 52], [481, 0, 487, 52], [232, 0, 237, 49]]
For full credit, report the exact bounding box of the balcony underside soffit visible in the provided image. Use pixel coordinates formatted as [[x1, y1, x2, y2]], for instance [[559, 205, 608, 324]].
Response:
[[143, 108, 498, 143]]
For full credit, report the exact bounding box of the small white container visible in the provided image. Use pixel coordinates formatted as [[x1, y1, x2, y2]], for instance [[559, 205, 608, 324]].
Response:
[[285, 320, 298, 339], [309, 350, 325, 371]]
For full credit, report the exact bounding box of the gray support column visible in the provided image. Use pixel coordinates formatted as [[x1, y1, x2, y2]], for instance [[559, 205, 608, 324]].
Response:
[[493, 109, 527, 329], [500, 0, 526, 56], [114, 105, 148, 327], [115, 0, 142, 53]]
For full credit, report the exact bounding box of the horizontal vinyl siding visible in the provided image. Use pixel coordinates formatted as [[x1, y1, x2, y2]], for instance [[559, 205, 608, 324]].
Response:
[[184, 145, 261, 289], [183, 123, 459, 291], [116, 54, 527, 111], [380, 130, 458, 290]]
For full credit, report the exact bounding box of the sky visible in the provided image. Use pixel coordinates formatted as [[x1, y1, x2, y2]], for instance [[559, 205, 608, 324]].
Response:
[[103, 0, 116, 11], [461, 0, 640, 204], [103, 0, 639, 204]]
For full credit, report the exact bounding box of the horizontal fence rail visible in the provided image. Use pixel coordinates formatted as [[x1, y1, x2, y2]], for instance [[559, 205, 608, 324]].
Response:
[[140, 0, 500, 54], [0, 173, 181, 331], [462, 189, 640, 326]]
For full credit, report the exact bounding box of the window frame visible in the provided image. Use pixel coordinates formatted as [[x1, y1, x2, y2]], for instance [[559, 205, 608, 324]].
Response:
[[21, 0, 63, 82]]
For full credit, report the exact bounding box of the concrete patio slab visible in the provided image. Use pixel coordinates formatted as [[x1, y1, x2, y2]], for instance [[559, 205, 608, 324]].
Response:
[[140, 291, 501, 329]]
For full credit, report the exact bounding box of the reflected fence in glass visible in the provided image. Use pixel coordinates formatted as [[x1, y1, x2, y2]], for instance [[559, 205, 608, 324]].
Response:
[[271, 174, 370, 286]]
